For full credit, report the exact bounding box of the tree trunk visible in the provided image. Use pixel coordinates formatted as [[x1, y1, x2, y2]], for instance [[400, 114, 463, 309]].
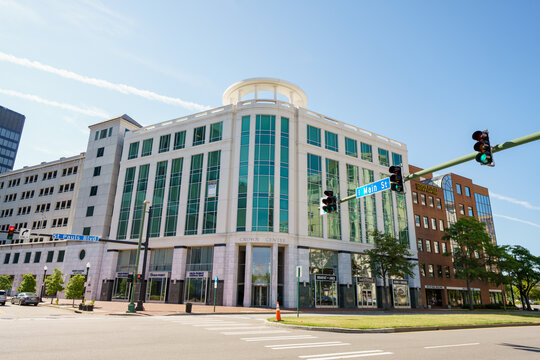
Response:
[[383, 276, 390, 310], [466, 277, 474, 310], [510, 284, 515, 306], [50, 297, 53, 304]]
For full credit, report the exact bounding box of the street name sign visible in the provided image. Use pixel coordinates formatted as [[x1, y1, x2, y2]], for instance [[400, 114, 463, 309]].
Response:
[[356, 178, 390, 199], [52, 233, 99, 242]]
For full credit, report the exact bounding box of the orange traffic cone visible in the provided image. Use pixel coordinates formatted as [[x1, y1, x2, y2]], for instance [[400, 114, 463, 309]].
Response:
[[275, 301, 282, 321]]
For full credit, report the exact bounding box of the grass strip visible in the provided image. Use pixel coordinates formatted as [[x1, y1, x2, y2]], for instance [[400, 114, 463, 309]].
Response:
[[272, 313, 540, 329]]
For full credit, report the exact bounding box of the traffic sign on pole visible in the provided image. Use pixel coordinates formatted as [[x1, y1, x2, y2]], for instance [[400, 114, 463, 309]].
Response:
[[356, 178, 391, 199], [52, 233, 99, 242]]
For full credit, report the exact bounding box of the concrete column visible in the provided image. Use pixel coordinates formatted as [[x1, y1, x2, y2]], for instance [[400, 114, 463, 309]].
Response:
[[338, 252, 352, 285], [297, 247, 310, 283], [284, 244, 297, 308], [223, 243, 238, 306], [243, 243, 253, 307], [271, 243, 278, 307], [171, 247, 187, 280], [100, 250, 119, 281]]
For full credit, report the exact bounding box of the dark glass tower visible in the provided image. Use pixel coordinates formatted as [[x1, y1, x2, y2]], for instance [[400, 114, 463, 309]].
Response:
[[0, 106, 25, 173]]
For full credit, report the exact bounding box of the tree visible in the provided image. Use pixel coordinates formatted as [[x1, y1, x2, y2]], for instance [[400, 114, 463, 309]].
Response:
[[365, 230, 415, 309], [17, 273, 36, 293], [500, 246, 540, 311], [65, 274, 85, 307], [442, 217, 498, 310], [44, 268, 65, 304], [0, 275, 13, 290]]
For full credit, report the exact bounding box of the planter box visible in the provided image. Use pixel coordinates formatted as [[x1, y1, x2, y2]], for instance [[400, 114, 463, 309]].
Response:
[[78, 304, 94, 311]]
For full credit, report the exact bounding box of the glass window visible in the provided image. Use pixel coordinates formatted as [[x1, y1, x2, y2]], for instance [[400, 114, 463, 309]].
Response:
[[436, 198, 442, 209], [420, 194, 426, 205], [279, 117, 289, 233], [100, 129, 107, 139], [34, 252, 41, 263], [415, 214, 420, 227], [149, 161, 168, 238], [57, 250, 65, 262], [429, 196, 434, 207], [82, 227, 91, 235], [209, 122, 223, 142], [93, 166, 101, 177], [117, 167, 136, 240], [439, 219, 445, 231], [13, 253, 20, 264], [164, 158, 183, 236], [202, 151, 222, 234], [456, 183, 462, 194], [173, 131, 186, 150], [412, 192, 418, 204], [465, 186, 471, 197], [428, 264, 434, 277], [378, 148, 389, 166], [90, 186, 98, 196], [307, 125, 321, 147], [325, 131, 338, 152], [307, 153, 322, 237], [423, 216, 429, 228], [459, 204, 465, 215], [345, 137, 357, 157], [130, 165, 150, 239], [86, 206, 94, 217], [159, 134, 171, 153], [445, 266, 451, 278], [363, 168, 377, 243], [185, 154, 204, 235], [437, 265, 443, 278], [128, 142, 139, 159], [141, 139, 153, 157], [150, 248, 173, 271], [4, 253, 10, 264], [347, 164, 362, 242], [24, 252, 31, 263], [94, 131, 99, 140], [442, 242, 448, 254], [326, 159, 341, 239], [46, 251, 54, 263], [392, 152, 402, 166], [420, 264, 426, 277], [426, 240, 432, 252], [97, 147, 104, 158], [417, 239, 423, 252], [468, 207, 474, 216], [237, 116, 250, 231], [193, 126, 206, 146], [431, 218, 437, 230], [361, 143, 372, 162], [434, 241, 440, 253]]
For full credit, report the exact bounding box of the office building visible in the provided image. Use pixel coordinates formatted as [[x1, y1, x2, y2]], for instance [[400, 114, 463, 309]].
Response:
[[0, 106, 25, 173]]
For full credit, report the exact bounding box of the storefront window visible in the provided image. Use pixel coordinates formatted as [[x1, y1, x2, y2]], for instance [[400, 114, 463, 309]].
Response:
[[149, 248, 173, 272]]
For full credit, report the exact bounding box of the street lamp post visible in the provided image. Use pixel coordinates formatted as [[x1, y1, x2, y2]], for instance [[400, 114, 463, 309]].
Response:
[[127, 200, 150, 313], [82, 262, 90, 303], [40, 266, 48, 302], [136, 205, 152, 311]]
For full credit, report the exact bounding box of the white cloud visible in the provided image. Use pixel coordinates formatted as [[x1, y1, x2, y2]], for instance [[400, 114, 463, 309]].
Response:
[[0, 51, 209, 112], [493, 214, 540, 229], [0, 88, 110, 118], [490, 192, 540, 211]]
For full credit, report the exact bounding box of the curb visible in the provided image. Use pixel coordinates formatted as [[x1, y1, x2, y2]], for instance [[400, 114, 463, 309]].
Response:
[[265, 320, 540, 333]]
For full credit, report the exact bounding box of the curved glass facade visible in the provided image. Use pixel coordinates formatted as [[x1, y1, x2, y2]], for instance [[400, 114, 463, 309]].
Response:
[[442, 175, 457, 226]]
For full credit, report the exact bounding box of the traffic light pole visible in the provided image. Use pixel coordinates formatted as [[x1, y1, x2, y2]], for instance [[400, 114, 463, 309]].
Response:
[[338, 130, 540, 205]]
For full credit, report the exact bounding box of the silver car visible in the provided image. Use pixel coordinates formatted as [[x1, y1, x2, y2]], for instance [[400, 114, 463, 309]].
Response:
[[11, 292, 39, 306], [0, 290, 6, 306]]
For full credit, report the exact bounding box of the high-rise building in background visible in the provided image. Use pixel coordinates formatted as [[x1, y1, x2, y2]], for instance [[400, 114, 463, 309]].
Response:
[[409, 165, 504, 307], [0, 106, 25, 173]]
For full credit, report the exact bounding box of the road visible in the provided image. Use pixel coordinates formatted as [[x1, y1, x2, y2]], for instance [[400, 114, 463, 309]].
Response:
[[1, 303, 539, 360]]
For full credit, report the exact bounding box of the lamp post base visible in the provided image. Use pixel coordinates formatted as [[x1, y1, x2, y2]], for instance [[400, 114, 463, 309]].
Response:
[[126, 302, 136, 313], [135, 300, 145, 311]]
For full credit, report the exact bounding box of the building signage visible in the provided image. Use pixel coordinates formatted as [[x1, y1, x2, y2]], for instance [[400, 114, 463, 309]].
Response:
[[415, 183, 438, 195], [315, 274, 337, 281], [356, 178, 390, 199], [186, 271, 208, 278], [116, 272, 130, 278], [425, 285, 444, 289], [149, 272, 169, 278], [355, 277, 375, 283], [71, 270, 85, 275], [392, 279, 409, 285], [207, 180, 218, 197], [238, 237, 286, 244], [52, 233, 99, 242]]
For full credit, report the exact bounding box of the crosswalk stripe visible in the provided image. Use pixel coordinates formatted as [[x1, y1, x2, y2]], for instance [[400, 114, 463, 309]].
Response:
[[221, 329, 289, 335], [299, 351, 384, 358], [269, 342, 344, 348], [193, 323, 242, 327], [241, 335, 317, 342], [207, 326, 268, 331], [269, 342, 350, 350], [301, 351, 393, 360]]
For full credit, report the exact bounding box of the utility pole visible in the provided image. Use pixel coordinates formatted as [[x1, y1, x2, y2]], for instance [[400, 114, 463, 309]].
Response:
[[127, 200, 150, 313], [136, 206, 152, 311]]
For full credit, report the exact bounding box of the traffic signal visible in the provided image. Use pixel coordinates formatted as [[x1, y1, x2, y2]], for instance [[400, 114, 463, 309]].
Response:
[[320, 190, 338, 214], [472, 130, 494, 166], [7, 225, 15, 240], [127, 274, 134, 282], [389, 166, 404, 192]]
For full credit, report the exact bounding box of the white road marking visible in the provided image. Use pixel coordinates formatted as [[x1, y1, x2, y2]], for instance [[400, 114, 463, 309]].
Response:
[[221, 329, 290, 335], [268, 342, 350, 350], [301, 351, 393, 360], [192, 323, 242, 327], [207, 326, 268, 331], [299, 351, 384, 358], [424, 343, 480, 349], [241, 335, 317, 342]]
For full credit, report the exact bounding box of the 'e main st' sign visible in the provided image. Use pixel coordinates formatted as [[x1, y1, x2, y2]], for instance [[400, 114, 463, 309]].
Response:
[[356, 177, 391, 199]]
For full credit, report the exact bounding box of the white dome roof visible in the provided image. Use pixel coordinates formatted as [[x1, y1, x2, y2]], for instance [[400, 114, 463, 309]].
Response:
[[222, 78, 308, 108]]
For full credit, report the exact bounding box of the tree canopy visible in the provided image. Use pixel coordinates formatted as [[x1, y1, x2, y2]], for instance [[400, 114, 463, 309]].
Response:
[[45, 268, 65, 303], [65, 274, 85, 305], [0, 275, 13, 291], [17, 273, 37, 293]]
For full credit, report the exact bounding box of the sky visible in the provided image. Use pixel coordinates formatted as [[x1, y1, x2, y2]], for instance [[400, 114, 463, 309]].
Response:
[[0, 0, 539, 255]]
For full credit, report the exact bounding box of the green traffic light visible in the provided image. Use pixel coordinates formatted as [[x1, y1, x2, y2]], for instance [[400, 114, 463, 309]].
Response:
[[480, 154, 488, 164]]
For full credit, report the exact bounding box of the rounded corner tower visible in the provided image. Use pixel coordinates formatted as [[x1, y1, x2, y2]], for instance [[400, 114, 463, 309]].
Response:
[[222, 77, 308, 108]]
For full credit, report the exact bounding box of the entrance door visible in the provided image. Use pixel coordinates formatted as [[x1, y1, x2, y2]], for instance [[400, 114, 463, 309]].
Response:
[[426, 289, 443, 307], [314, 275, 338, 308], [252, 285, 269, 307], [355, 278, 376, 308], [184, 277, 208, 304], [146, 277, 168, 302], [112, 277, 131, 300]]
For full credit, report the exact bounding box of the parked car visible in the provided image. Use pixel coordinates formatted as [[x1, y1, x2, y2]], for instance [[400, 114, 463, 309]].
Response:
[[0, 290, 6, 305], [11, 292, 39, 306]]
